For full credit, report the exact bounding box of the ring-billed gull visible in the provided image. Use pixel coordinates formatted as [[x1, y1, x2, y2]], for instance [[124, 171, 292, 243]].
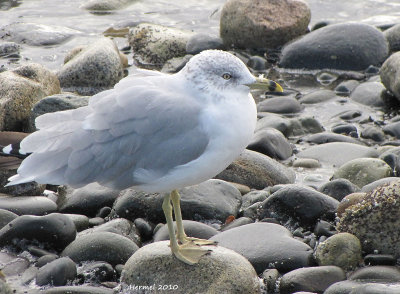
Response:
[[6, 50, 283, 264]]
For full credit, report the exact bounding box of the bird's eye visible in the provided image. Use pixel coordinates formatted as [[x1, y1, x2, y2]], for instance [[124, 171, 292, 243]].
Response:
[[222, 73, 232, 80]]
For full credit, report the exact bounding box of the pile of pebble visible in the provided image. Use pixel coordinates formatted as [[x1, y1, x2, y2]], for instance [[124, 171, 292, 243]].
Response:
[[2, 0, 400, 293]]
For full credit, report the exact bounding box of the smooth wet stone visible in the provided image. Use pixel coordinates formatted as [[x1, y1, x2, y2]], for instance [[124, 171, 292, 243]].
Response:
[[337, 180, 400, 257], [381, 51, 400, 101], [280, 23, 389, 70], [64, 214, 90, 232], [28, 93, 90, 132], [36, 257, 77, 286], [42, 286, 114, 294], [361, 126, 385, 142], [257, 97, 303, 114], [292, 158, 321, 168], [332, 158, 392, 188], [82, 0, 136, 10], [58, 183, 119, 217], [383, 121, 400, 139], [0, 208, 17, 229], [0, 196, 57, 216], [0, 63, 60, 131], [61, 232, 138, 266], [220, 217, 254, 231], [185, 33, 224, 54], [36, 254, 59, 267], [154, 220, 218, 242], [315, 233, 362, 270], [334, 80, 360, 96], [297, 142, 378, 166], [0, 213, 76, 250], [113, 179, 242, 223], [134, 218, 153, 241], [331, 124, 358, 136], [241, 190, 269, 211], [247, 128, 293, 160], [318, 179, 360, 201], [77, 261, 115, 283], [364, 254, 397, 266], [210, 223, 314, 273], [259, 185, 339, 227], [349, 266, 400, 282], [361, 177, 399, 193], [128, 23, 194, 68], [299, 90, 337, 104], [325, 280, 400, 294], [216, 150, 295, 190], [303, 132, 363, 145], [350, 82, 385, 107], [279, 266, 346, 294], [57, 38, 125, 95], [384, 23, 400, 52], [79, 218, 140, 246], [121, 240, 260, 294], [220, 0, 310, 49], [247, 56, 267, 70], [0, 22, 78, 46]]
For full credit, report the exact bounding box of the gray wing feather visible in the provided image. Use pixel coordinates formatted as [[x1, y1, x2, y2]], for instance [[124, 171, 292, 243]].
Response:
[[10, 75, 209, 190]]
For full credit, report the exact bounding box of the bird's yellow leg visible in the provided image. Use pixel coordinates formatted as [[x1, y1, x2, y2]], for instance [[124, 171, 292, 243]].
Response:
[[170, 189, 217, 246], [162, 192, 211, 265]]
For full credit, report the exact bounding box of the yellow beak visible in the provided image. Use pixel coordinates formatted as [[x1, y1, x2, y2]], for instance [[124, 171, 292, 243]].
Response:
[[247, 76, 283, 92]]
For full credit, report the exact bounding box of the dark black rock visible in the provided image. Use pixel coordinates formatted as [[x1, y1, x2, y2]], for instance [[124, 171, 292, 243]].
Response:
[[361, 126, 385, 142], [153, 220, 218, 242], [349, 266, 400, 282], [210, 223, 314, 273], [27, 245, 56, 257], [318, 178, 360, 201], [262, 269, 280, 294], [335, 80, 360, 96], [339, 110, 362, 120], [185, 33, 224, 54], [58, 184, 119, 217], [134, 218, 153, 241], [113, 179, 242, 223], [77, 261, 115, 283], [383, 121, 400, 139], [88, 217, 105, 227], [257, 97, 303, 114], [0, 196, 57, 216], [280, 266, 346, 294], [0, 213, 76, 251], [259, 185, 339, 227], [241, 190, 270, 210], [332, 124, 358, 136], [280, 22, 389, 70], [61, 232, 139, 266], [247, 56, 267, 70], [0, 208, 17, 229], [304, 132, 362, 145], [247, 128, 292, 160], [314, 220, 336, 237], [36, 257, 77, 286], [364, 254, 396, 266], [96, 206, 111, 218]]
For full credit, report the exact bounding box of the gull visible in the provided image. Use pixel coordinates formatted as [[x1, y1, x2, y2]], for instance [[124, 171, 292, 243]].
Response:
[[6, 50, 283, 264]]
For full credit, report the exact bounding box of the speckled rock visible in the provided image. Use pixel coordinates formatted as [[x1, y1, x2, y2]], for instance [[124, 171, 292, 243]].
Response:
[[82, 0, 136, 10], [0, 63, 60, 131], [128, 23, 194, 68], [280, 22, 389, 70], [279, 266, 346, 294], [210, 223, 314, 273], [216, 149, 295, 190], [247, 128, 293, 160], [381, 51, 400, 101], [57, 38, 126, 95], [332, 158, 392, 188], [350, 82, 385, 107], [336, 192, 366, 218], [36, 257, 77, 286], [337, 180, 400, 257], [220, 0, 310, 49], [61, 232, 138, 266], [0, 22, 78, 46], [0, 213, 76, 251], [315, 233, 362, 270], [121, 241, 259, 294], [28, 93, 89, 132]]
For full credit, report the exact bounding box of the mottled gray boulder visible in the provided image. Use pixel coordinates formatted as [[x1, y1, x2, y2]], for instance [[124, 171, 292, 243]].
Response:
[[315, 233, 362, 270], [381, 51, 400, 101], [121, 241, 260, 294], [216, 149, 295, 190], [128, 23, 194, 68], [0, 22, 78, 46], [332, 158, 392, 188], [350, 82, 385, 107], [28, 93, 89, 132], [0, 63, 60, 131], [57, 38, 126, 95], [384, 23, 400, 52], [82, 0, 136, 10], [280, 23, 389, 70], [337, 180, 400, 257], [257, 97, 303, 114], [220, 0, 310, 49]]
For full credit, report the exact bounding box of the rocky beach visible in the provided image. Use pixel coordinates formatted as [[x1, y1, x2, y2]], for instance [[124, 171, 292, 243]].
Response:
[[2, 0, 400, 293]]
